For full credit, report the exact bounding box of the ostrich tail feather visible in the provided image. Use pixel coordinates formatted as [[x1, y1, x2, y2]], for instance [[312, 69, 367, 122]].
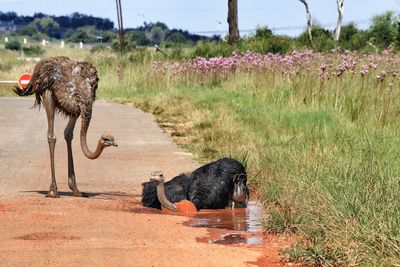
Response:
[[13, 82, 34, 96]]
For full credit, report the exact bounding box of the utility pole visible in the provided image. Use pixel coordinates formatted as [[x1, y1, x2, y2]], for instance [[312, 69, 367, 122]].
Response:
[[115, 0, 125, 53]]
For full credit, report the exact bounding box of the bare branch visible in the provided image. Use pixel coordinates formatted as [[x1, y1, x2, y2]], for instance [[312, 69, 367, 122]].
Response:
[[298, 0, 313, 43], [334, 0, 344, 42]]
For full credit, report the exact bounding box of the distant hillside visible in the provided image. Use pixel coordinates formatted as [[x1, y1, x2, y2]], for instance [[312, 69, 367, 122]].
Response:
[[0, 11, 218, 45], [0, 11, 113, 38]]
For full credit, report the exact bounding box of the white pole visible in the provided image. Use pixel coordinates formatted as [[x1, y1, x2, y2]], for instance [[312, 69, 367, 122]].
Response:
[[79, 41, 83, 49], [42, 39, 46, 46], [60, 40, 65, 49], [23, 38, 27, 44], [5, 37, 8, 43]]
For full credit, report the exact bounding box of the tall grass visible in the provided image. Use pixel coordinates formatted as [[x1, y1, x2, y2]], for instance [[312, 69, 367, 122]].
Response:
[[97, 49, 400, 266], [1, 46, 399, 265]]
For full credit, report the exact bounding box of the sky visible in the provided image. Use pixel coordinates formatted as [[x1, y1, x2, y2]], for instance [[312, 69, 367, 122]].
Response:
[[1, 0, 399, 36]]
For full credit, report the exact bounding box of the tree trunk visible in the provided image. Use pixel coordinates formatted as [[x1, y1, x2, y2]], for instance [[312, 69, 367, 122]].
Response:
[[227, 0, 240, 44], [334, 0, 344, 42], [298, 0, 313, 43]]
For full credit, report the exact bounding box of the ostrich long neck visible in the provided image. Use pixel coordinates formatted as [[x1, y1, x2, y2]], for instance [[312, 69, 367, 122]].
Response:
[[80, 116, 104, 159], [156, 182, 178, 211]]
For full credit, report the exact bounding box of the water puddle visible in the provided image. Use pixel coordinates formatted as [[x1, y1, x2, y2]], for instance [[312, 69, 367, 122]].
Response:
[[132, 200, 265, 245], [185, 201, 264, 245], [185, 201, 264, 232], [211, 233, 263, 245]]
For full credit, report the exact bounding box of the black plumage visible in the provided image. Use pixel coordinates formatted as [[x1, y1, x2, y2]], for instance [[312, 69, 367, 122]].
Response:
[[141, 158, 249, 210], [141, 173, 193, 209]]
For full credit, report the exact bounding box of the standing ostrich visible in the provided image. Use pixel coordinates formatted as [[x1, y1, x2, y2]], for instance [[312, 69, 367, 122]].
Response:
[[14, 56, 118, 198]]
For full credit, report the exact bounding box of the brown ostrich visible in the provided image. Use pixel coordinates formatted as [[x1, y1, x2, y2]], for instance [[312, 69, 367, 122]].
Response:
[[14, 56, 117, 198], [150, 171, 197, 215]]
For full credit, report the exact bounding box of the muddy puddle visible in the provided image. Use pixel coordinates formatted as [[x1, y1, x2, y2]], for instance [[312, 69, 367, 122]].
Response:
[[185, 201, 263, 232], [133, 200, 265, 245], [184, 201, 264, 245]]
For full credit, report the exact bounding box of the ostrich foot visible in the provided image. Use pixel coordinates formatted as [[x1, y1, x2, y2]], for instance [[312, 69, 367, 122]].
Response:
[[72, 190, 88, 198], [46, 189, 60, 198], [68, 177, 88, 197]]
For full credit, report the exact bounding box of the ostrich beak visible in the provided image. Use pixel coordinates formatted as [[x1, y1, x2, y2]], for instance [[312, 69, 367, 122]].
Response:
[[106, 140, 118, 147]]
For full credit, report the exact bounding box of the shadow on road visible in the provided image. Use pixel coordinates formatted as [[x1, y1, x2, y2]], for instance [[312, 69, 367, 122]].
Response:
[[20, 190, 135, 199]]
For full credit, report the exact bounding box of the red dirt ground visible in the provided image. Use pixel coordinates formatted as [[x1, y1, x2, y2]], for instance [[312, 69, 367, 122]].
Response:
[[0, 98, 295, 266], [0, 194, 296, 267]]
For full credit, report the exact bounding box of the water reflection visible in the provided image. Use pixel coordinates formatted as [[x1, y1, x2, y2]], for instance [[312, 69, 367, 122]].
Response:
[[185, 201, 264, 232]]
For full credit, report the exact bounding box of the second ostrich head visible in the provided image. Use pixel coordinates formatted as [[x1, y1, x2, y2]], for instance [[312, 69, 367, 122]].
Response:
[[100, 133, 118, 148], [150, 171, 178, 212]]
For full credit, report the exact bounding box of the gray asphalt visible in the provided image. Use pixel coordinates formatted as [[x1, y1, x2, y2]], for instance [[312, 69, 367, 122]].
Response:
[[0, 97, 196, 196]]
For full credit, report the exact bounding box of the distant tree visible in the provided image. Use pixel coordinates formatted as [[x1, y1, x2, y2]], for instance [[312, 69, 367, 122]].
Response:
[[338, 23, 367, 50], [101, 30, 117, 43], [31, 17, 60, 38], [368, 11, 395, 49], [255, 26, 273, 39], [15, 24, 39, 37], [64, 27, 96, 43], [56, 15, 71, 28], [334, 0, 344, 42], [146, 26, 167, 44], [340, 22, 358, 42], [33, 12, 46, 19], [166, 32, 186, 43], [153, 22, 168, 31], [0, 11, 17, 21], [227, 0, 240, 44], [127, 30, 150, 46], [297, 24, 334, 51], [71, 12, 85, 28]]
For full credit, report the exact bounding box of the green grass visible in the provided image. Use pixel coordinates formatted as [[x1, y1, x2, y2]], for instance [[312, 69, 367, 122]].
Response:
[[97, 54, 399, 266], [1, 47, 400, 266]]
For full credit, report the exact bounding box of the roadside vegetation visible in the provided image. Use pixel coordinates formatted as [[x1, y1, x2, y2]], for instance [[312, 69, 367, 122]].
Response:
[[1, 10, 400, 266]]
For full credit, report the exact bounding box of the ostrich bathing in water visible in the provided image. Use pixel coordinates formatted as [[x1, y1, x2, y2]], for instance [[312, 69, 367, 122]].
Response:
[[142, 158, 249, 212], [14, 57, 117, 198]]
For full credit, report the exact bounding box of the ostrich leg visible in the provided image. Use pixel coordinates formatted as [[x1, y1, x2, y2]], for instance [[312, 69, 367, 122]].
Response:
[[42, 92, 59, 198], [64, 117, 86, 197]]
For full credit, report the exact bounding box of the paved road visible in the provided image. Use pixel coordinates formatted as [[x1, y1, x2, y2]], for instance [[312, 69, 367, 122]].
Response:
[[0, 97, 279, 266], [0, 97, 196, 196]]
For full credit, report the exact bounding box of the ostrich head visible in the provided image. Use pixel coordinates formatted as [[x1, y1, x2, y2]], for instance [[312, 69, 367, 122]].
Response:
[[150, 171, 164, 183], [231, 173, 249, 207], [100, 133, 118, 147]]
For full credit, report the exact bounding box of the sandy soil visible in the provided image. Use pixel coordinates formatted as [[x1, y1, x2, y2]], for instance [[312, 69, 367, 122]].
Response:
[[0, 98, 293, 266], [0, 194, 293, 266]]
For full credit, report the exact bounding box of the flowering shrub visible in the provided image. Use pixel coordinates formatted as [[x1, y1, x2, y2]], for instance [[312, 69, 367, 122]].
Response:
[[148, 48, 400, 127], [150, 49, 400, 86]]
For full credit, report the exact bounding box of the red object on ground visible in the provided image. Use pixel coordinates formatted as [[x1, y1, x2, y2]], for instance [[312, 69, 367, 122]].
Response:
[[18, 73, 32, 89], [162, 200, 197, 216]]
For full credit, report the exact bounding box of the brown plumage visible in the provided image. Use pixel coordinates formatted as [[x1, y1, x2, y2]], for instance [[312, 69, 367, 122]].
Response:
[[14, 56, 117, 198]]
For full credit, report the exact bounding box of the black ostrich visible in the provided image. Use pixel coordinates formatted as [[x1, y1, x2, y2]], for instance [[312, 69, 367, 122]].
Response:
[[141, 158, 249, 211]]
